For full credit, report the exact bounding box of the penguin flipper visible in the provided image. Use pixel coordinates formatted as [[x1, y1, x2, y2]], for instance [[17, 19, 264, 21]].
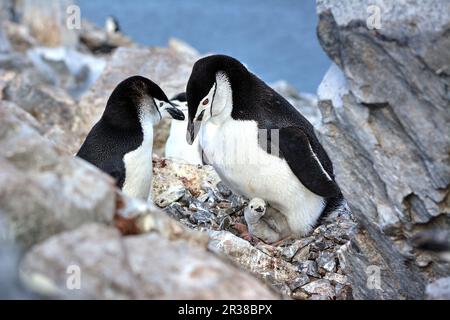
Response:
[[278, 127, 341, 198]]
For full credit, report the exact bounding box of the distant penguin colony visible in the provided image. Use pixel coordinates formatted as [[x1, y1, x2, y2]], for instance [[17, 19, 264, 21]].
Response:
[[76, 76, 184, 203], [185, 54, 342, 237], [77, 54, 342, 240]]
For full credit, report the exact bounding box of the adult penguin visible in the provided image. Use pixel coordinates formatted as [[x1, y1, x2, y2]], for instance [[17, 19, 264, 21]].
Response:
[[77, 75, 184, 201], [186, 55, 342, 236]]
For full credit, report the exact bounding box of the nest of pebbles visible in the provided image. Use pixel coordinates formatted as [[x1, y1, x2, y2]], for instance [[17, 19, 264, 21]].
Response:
[[153, 158, 357, 300]]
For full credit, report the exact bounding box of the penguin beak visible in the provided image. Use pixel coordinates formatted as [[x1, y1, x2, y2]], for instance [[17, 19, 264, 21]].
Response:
[[187, 109, 204, 145], [161, 102, 185, 120]]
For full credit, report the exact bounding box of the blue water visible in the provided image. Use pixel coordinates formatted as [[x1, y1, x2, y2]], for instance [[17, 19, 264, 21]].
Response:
[[77, 0, 330, 93]]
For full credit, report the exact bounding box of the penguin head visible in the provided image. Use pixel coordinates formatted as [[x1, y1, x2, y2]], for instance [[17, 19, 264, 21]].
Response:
[[170, 92, 188, 113], [248, 198, 266, 218], [102, 76, 184, 129], [186, 55, 249, 144]]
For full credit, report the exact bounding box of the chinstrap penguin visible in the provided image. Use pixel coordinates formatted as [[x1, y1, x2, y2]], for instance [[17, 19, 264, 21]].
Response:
[[105, 16, 120, 34], [77, 75, 184, 202], [164, 92, 203, 165], [186, 54, 342, 237], [244, 198, 291, 244]]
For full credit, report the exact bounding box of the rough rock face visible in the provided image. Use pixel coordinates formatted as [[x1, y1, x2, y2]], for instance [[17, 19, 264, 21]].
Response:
[[20, 222, 278, 299], [0, 101, 116, 248], [316, 0, 450, 299]]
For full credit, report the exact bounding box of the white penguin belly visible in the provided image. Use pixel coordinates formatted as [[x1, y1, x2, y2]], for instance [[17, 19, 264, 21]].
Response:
[[122, 126, 153, 200], [201, 119, 325, 236], [165, 119, 203, 165]]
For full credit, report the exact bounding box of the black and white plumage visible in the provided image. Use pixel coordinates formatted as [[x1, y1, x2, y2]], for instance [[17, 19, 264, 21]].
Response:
[[186, 55, 342, 236], [105, 16, 121, 34], [244, 198, 291, 244], [77, 76, 184, 201]]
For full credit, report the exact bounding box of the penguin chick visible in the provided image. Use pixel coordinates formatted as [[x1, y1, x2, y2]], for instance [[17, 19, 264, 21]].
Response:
[[244, 198, 291, 244], [76, 76, 184, 202], [186, 54, 342, 237]]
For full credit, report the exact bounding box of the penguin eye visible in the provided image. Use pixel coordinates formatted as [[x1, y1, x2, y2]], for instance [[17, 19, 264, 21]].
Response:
[[250, 206, 253, 209], [202, 98, 209, 106]]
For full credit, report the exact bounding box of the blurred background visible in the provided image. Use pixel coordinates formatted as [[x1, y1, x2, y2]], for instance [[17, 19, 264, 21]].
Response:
[[77, 0, 330, 93]]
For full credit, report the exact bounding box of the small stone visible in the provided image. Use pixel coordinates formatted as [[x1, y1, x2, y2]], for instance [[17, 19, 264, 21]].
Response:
[[164, 203, 186, 220], [317, 251, 336, 273], [288, 274, 310, 290], [299, 260, 320, 278], [291, 289, 310, 300], [155, 185, 185, 208], [301, 279, 335, 298], [310, 294, 329, 300], [324, 272, 348, 285], [335, 284, 353, 300], [190, 210, 212, 225], [308, 251, 318, 260], [292, 245, 310, 263], [216, 181, 232, 197]]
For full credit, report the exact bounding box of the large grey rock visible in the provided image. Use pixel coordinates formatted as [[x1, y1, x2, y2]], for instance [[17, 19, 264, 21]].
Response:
[[426, 277, 450, 300], [18, 0, 78, 47], [20, 223, 278, 299], [2, 67, 86, 154], [0, 101, 116, 248], [316, 0, 450, 299]]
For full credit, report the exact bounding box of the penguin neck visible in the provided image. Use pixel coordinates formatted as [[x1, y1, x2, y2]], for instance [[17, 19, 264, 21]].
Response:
[[209, 72, 233, 125], [138, 109, 155, 148]]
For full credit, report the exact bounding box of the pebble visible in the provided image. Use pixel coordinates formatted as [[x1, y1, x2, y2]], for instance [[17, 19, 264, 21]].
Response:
[[288, 273, 310, 290], [301, 279, 335, 298], [155, 185, 185, 208]]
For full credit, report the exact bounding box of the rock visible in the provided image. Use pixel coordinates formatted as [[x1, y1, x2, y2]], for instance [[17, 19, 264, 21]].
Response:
[[152, 158, 220, 198], [299, 260, 320, 278], [292, 244, 311, 263], [18, 0, 78, 47], [26, 47, 106, 98], [0, 214, 38, 299], [217, 181, 232, 197], [316, 0, 450, 299], [0, 101, 116, 248], [2, 68, 86, 154], [154, 184, 185, 208], [288, 274, 310, 290], [425, 277, 450, 300], [324, 272, 348, 285], [2, 21, 37, 52], [20, 223, 278, 299], [79, 20, 134, 54], [208, 230, 299, 288], [280, 238, 313, 261], [301, 279, 335, 299], [78, 44, 200, 156], [0, 27, 12, 53], [317, 251, 336, 273]]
